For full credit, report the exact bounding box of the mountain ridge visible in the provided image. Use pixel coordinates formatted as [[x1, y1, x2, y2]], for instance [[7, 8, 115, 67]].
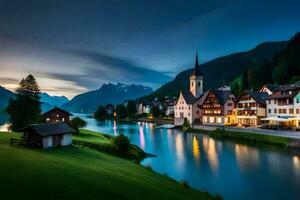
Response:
[[137, 41, 288, 101], [62, 83, 153, 112]]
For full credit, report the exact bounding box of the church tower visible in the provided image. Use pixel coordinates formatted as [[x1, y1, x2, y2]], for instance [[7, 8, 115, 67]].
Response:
[[190, 52, 203, 98]]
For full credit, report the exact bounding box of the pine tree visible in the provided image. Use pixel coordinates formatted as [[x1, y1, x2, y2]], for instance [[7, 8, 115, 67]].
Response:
[[5, 74, 41, 131]]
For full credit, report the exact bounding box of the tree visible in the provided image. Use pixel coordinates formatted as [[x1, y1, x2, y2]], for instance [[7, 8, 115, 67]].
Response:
[[150, 106, 160, 118], [115, 104, 127, 120], [70, 117, 87, 133], [126, 100, 137, 117], [5, 74, 41, 131], [182, 118, 191, 132], [112, 134, 130, 155], [94, 105, 108, 120]]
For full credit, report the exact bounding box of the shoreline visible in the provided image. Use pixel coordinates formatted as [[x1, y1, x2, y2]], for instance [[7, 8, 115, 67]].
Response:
[[188, 127, 298, 148]]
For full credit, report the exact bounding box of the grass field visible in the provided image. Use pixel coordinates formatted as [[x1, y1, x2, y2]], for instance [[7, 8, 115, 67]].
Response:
[[0, 132, 214, 200]]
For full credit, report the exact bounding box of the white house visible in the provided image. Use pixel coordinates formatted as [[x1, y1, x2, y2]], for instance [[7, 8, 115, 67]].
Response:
[[263, 84, 300, 127], [174, 53, 203, 126]]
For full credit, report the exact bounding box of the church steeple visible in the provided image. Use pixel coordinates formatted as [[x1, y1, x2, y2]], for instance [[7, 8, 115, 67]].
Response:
[[194, 52, 202, 76], [190, 52, 203, 98]]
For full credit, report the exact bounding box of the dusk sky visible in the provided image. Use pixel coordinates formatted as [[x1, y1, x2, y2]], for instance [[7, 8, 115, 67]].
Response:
[[0, 0, 300, 98]]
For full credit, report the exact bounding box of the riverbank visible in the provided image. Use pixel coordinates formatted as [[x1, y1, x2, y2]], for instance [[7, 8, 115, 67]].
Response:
[[191, 127, 291, 147], [121, 117, 173, 126], [73, 129, 151, 161], [0, 131, 216, 200]]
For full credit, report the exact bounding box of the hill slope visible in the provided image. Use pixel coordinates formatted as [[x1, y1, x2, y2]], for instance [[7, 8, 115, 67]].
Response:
[[0, 132, 213, 200], [140, 41, 287, 100], [63, 83, 153, 113]]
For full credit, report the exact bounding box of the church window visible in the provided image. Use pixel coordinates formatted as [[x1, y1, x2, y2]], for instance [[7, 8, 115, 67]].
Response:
[[197, 81, 201, 87]]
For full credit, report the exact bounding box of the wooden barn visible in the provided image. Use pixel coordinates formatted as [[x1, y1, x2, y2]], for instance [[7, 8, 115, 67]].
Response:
[[42, 107, 72, 124], [20, 122, 75, 148]]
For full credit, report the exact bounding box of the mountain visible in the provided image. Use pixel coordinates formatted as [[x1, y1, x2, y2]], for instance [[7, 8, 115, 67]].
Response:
[[0, 86, 68, 113], [0, 86, 14, 111], [233, 32, 300, 94], [62, 83, 153, 112], [138, 41, 288, 101], [40, 93, 69, 107]]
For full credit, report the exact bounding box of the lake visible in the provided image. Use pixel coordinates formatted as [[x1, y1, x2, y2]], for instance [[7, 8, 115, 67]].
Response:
[[1, 113, 300, 200], [76, 114, 300, 200]]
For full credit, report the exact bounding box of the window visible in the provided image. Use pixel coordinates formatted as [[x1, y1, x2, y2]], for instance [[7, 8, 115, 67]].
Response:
[[274, 109, 277, 114], [268, 100, 271, 104], [62, 118, 65, 122], [56, 114, 59, 117], [197, 81, 201, 87], [283, 109, 287, 114], [297, 109, 300, 114], [289, 109, 293, 114], [46, 118, 50, 122], [297, 98, 300, 103], [268, 109, 271, 114], [217, 117, 222, 123]]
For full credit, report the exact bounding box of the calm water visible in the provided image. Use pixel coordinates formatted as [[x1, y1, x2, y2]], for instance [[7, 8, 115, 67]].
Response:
[[1, 113, 300, 199], [75, 114, 300, 200]]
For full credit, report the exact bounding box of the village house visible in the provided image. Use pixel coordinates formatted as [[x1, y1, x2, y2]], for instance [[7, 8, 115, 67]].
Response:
[[259, 84, 281, 95], [174, 53, 203, 125], [200, 87, 235, 125], [42, 107, 72, 124], [262, 84, 300, 128], [235, 90, 269, 127], [20, 122, 75, 149], [138, 101, 151, 114]]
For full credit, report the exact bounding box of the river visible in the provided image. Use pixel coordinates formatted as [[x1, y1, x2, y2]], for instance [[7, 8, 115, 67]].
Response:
[[1, 113, 300, 199]]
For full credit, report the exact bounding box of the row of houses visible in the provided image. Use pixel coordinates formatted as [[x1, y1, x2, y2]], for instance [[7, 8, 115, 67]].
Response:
[[137, 97, 176, 116], [174, 53, 300, 129]]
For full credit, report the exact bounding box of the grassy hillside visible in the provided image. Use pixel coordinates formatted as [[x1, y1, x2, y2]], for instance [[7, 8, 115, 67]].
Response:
[[0, 132, 214, 200], [138, 41, 287, 101]]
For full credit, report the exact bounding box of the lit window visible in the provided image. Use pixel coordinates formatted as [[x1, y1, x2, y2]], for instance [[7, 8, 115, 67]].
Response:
[[46, 118, 50, 122]]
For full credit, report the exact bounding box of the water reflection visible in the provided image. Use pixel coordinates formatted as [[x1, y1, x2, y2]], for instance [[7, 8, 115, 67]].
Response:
[[113, 120, 117, 135], [139, 125, 145, 149], [193, 136, 200, 163], [202, 135, 219, 172], [65, 115, 300, 200], [175, 134, 185, 170], [235, 144, 259, 172]]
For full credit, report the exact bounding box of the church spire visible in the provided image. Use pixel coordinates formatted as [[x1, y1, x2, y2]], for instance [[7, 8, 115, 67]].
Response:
[[194, 52, 202, 76]]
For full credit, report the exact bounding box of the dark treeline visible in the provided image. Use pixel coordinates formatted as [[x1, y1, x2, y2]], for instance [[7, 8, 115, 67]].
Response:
[[231, 32, 300, 95]]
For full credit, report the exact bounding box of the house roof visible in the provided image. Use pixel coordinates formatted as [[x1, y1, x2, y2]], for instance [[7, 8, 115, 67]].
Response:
[[262, 84, 281, 92], [212, 90, 233, 104], [181, 90, 198, 104], [198, 89, 233, 106], [238, 90, 269, 104], [42, 107, 72, 116], [266, 87, 300, 99], [20, 122, 76, 137]]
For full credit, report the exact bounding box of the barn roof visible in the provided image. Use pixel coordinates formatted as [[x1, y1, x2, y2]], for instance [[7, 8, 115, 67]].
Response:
[[20, 122, 76, 137], [42, 107, 72, 116]]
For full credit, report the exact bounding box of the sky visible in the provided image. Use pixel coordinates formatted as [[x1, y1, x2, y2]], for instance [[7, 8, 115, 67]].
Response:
[[0, 0, 300, 99]]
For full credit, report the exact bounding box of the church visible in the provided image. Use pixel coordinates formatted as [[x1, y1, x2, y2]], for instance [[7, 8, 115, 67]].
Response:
[[174, 53, 204, 126], [174, 53, 236, 126]]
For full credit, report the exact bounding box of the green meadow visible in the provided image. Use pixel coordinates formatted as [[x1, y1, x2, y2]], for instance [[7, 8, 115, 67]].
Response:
[[0, 131, 214, 200]]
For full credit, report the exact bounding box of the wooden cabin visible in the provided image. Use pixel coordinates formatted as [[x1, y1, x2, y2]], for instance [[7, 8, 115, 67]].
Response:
[[20, 122, 75, 148], [42, 107, 72, 124]]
